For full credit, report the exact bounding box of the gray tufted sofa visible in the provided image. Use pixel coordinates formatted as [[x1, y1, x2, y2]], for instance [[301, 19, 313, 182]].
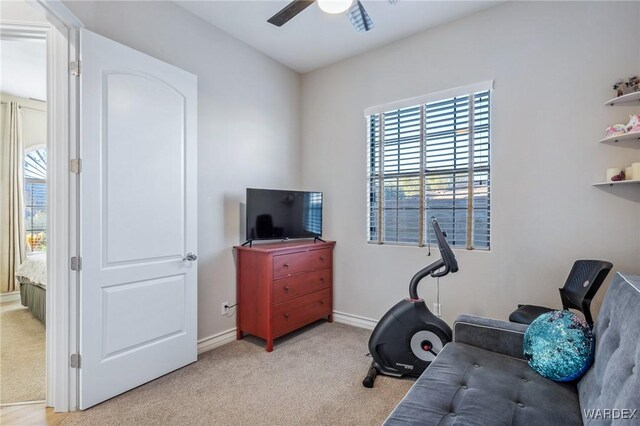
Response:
[[385, 272, 640, 425]]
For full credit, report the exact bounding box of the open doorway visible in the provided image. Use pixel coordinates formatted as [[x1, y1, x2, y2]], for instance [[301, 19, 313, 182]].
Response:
[[0, 0, 79, 416], [0, 33, 48, 405], [2, 0, 198, 415]]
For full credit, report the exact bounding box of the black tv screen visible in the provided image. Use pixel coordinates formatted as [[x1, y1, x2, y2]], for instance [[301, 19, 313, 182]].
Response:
[[246, 188, 323, 241]]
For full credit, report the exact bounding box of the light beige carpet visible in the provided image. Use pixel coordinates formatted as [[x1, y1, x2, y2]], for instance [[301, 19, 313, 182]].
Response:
[[64, 322, 413, 425], [0, 298, 46, 403]]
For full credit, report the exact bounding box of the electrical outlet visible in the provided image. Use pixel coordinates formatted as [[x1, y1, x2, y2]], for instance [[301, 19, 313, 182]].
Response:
[[433, 303, 442, 317], [221, 301, 229, 316]]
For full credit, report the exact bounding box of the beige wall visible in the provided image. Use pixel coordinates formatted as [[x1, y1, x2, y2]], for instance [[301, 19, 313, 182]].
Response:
[[0, 0, 48, 150], [5, 0, 638, 336], [0, 0, 48, 23], [300, 1, 640, 325], [64, 1, 302, 341]]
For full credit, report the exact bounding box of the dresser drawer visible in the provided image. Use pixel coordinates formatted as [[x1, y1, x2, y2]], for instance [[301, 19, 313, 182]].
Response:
[[273, 268, 332, 304], [273, 288, 331, 337], [273, 251, 310, 279], [308, 248, 332, 270]]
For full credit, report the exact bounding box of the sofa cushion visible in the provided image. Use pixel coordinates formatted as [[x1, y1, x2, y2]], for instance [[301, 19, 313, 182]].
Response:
[[385, 342, 582, 425], [454, 315, 528, 360], [578, 273, 640, 419]]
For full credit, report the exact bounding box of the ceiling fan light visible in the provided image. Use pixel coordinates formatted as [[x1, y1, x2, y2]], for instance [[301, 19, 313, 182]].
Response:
[[318, 0, 355, 14]]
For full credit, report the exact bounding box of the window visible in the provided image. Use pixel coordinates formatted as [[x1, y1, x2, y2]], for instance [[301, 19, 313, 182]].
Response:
[[24, 147, 47, 252], [367, 84, 491, 250], [303, 192, 323, 235]]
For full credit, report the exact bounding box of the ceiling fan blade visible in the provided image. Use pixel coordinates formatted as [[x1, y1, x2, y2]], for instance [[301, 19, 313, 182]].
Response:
[[267, 0, 315, 27], [347, 1, 374, 32]]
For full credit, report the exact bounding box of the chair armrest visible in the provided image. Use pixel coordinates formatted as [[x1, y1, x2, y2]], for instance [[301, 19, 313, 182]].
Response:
[[453, 315, 528, 360]]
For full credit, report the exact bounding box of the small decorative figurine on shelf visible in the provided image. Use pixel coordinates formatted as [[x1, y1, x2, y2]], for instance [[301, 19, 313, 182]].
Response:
[[604, 115, 640, 139], [606, 168, 622, 181], [626, 76, 640, 94], [626, 114, 640, 133], [613, 76, 639, 97], [611, 171, 625, 182], [613, 79, 625, 97], [605, 123, 627, 138]]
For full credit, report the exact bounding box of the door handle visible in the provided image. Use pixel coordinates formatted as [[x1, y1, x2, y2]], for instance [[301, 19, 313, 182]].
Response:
[[183, 252, 198, 262]]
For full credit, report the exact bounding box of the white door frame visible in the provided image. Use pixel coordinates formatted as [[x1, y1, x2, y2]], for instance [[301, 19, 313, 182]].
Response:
[[2, 0, 83, 412]]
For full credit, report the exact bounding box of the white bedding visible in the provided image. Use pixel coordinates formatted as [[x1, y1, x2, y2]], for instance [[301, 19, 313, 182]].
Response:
[[16, 253, 47, 286]]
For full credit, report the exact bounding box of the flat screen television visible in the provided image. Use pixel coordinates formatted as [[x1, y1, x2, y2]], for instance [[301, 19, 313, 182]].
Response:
[[246, 188, 323, 242]]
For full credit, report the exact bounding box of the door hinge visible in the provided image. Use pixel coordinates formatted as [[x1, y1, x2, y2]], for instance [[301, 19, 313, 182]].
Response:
[[70, 60, 81, 76], [70, 256, 82, 271], [70, 353, 81, 368], [70, 158, 81, 174]]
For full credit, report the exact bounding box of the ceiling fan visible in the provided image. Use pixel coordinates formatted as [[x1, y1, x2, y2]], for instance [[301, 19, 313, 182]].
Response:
[[268, 0, 397, 33]]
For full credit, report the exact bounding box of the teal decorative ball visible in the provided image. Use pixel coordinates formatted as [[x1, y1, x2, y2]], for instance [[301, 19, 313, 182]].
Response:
[[523, 310, 594, 382]]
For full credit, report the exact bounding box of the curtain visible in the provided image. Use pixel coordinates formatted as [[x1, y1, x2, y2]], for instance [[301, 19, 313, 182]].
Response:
[[0, 102, 26, 293]]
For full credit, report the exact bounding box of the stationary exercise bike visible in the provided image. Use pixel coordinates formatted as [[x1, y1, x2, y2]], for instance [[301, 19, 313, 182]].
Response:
[[362, 218, 458, 388]]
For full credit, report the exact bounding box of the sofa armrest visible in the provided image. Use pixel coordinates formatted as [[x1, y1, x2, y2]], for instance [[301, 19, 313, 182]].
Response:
[[453, 315, 528, 360]]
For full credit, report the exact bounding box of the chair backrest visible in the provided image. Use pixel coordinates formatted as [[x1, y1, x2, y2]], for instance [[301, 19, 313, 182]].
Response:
[[559, 260, 612, 323]]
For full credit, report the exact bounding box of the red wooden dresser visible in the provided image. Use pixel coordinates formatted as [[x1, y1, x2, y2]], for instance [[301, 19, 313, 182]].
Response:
[[234, 240, 336, 352]]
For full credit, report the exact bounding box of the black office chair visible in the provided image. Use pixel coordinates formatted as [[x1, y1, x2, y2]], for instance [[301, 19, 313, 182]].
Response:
[[509, 260, 613, 326]]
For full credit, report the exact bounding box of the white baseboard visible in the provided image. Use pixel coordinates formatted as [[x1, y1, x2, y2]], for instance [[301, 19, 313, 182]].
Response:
[[197, 328, 237, 355], [0, 400, 46, 408], [197, 311, 377, 354], [0, 291, 21, 303], [332, 310, 378, 330]]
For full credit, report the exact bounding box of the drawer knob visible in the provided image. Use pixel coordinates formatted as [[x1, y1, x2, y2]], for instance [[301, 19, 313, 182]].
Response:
[[284, 313, 289, 319], [320, 277, 325, 282], [284, 286, 289, 292], [283, 263, 290, 268], [319, 256, 325, 261], [319, 300, 324, 305]]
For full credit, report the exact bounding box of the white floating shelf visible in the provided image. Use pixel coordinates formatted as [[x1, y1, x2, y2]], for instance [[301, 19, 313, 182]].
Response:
[[593, 179, 640, 187], [604, 91, 640, 106], [599, 132, 640, 145]]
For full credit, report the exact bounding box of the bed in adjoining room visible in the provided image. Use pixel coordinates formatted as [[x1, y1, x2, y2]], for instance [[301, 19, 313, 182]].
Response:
[[15, 252, 47, 324]]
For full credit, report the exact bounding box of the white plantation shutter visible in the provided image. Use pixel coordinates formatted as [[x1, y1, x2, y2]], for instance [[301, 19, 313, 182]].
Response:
[[303, 192, 323, 235], [367, 84, 491, 250], [24, 148, 47, 252], [382, 105, 422, 244]]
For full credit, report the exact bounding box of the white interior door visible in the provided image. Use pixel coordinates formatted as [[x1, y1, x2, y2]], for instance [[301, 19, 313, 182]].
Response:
[[78, 29, 197, 409]]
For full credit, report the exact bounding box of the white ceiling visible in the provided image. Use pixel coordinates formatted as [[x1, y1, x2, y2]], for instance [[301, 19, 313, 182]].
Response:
[[0, 39, 47, 101], [176, 0, 501, 73]]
